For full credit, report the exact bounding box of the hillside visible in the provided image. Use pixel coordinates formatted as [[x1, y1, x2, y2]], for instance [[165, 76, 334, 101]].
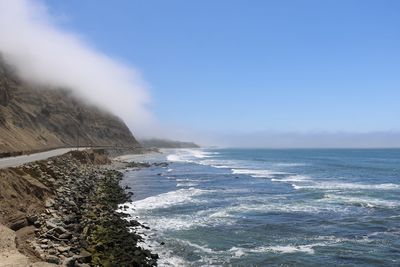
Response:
[[140, 138, 200, 149], [0, 58, 140, 154]]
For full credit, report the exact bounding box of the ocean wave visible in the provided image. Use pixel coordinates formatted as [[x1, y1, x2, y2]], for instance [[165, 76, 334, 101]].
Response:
[[228, 243, 317, 257], [293, 182, 400, 191], [322, 194, 400, 208], [166, 154, 193, 163], [199, 158, 246, 169], [135, 212, 236, 232], [157, 255, 189, 267], [176, 182, 199, 187], [139, 216, 199, 231], [274, 163, 308, 167], [175, 178, 199, 182], [232, 168, 287, 178], [228, 235, 374, 258], [179, 239, 217, 254], [166, 149, 217, 163], [132, 188, 211, 210], [271, 175, 311, 182], [137, 237, 190, 267], [204, 201, 349, 218], [254, 244, 317, 254]]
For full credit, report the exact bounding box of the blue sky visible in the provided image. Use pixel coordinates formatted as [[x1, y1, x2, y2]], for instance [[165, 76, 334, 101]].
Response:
[[43, 0, 400, 136]]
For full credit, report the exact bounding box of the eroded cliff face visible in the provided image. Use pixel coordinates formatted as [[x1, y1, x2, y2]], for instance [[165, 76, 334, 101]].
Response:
[[0, 59, 140, 153]]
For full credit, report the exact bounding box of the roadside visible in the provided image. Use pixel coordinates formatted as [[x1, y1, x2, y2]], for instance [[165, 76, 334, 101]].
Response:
[[0, 148, 88, 169]]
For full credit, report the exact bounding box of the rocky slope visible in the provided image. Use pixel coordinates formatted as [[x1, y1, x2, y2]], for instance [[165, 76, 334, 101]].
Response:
[[0, 58, 140, 154], [0, 150, 157, 266]]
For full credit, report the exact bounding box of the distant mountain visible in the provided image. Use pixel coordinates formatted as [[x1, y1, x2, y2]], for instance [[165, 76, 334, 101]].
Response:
[[0, 58, 140, 154], [140, 138, 200, 149]]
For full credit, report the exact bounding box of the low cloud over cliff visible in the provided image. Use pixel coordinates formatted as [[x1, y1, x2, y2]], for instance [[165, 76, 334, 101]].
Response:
[[0, 0, 152, 135]]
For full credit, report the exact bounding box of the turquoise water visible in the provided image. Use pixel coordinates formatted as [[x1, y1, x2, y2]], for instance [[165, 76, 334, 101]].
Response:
[[122, 149, 400, 266]]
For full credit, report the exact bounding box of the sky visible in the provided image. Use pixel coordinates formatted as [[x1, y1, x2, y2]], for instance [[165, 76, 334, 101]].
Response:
[[3, 0, 400, 147]]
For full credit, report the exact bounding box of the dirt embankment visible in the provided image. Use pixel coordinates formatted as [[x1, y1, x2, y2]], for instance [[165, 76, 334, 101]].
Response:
[[0, 150, 157, 267]]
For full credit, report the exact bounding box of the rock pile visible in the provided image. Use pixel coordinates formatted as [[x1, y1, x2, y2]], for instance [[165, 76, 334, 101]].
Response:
[[17, 151, 156, 266]]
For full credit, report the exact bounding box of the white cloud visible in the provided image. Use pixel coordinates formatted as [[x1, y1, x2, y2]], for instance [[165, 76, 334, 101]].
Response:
[[0, 0, 153, 136]]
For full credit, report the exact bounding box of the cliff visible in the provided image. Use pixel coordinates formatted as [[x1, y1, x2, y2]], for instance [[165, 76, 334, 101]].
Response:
[[140, 138, 200, 149], [0, 59, 140, 154]]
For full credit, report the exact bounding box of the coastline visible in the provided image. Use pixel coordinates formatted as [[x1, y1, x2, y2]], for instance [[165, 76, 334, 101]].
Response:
[[0, 149, 157, 266]]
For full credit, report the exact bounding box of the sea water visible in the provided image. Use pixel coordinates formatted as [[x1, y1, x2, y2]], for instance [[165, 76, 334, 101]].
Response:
[[121, 149, 400, 266]]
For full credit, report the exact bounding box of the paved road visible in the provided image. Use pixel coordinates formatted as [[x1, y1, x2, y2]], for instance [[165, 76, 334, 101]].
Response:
[[0, 148, 87, 169]]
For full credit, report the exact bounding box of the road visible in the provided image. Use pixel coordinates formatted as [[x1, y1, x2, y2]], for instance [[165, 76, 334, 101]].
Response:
[[0, 148, 87, 169]]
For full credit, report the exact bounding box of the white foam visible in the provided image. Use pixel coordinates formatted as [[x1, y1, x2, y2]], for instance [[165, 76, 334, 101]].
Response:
[[157, 255, 189, 267], [272, 175, 311, 182], [322, 194, 399, 208], [134, 211, 236, 232], [293, 182, 400, 191], [199, 158, 251, 170], [176, 178, 198, 182], [232, 169, 287, 178], [254, 244, 316, 254], [141, 216, 198, 231], [179, 240, 217, 254], [228, 235, 375, 258], [176, 182, 198, 187], [166, 154, 192, 163], [228, 243, 319, 256], [166, 149, 215, 163], [229, 247, 246, 258], [138, 237, 190, 267], [205, 201, 348, 217], [132, 188, 210, 210]]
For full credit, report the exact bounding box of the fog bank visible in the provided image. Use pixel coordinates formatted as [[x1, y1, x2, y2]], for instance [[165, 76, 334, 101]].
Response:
[[210, 131, 400, 148], [0, 0, 153, 135]]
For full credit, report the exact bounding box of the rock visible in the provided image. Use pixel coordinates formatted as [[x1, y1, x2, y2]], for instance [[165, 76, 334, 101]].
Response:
[[57, 246, 71, 253], [45, 220, 58, 230], [59, 232, 72, 239], [45, 255, 60, 264], [26, 214, 38, 225], [128, 220, 141, 227], [8, 212, 28, 230], [76, 250, 91, 263], [45, 198, 55, 208], [31, 262, 58, 267], [62, 257, 76, 267], [63, 215, 77, 224], [34, 220, 42, 228], [54, 226, 67, 235]]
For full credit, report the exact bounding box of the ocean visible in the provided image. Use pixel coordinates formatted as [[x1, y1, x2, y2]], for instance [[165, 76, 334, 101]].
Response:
[[121, 148, 400, 266]]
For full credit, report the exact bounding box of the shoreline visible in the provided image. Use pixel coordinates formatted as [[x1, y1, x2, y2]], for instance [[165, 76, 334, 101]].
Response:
[[0, 149, 158, 266]]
